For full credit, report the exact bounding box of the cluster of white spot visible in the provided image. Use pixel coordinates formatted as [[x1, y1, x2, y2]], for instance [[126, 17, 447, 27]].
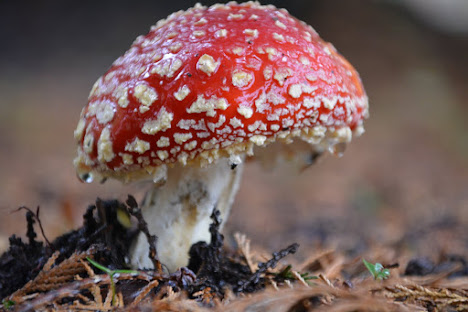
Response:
[[170, 146, 181, 157], [119, 153, 133, 165], [86, 100, 115, 125], [177, 119, 205, 131], [207, 115, 226, 132], [228, 13, 244, 20], [299, 56, 310, 66], [270, 124, 280, 132], [184, 140, 198, 151], [174, 133, 193, 144], [252, 91, 266, 112], [95, 101, 115, 124], [267, 87, 286, 105], [302, 97, 321, 109], [272, 33, 285, 43], [125, 137, 150, 154], [232, 71, 253, 88], [74, 118, 86, 142], [168, 42, 183, 53], [187, 95, 228, 117], [156, 136, 170, 148], [246, 56, 262, 70], [243, 28, 258, 38], [249, 135, 267, 145], [274, 20, 287, 30], [142, 107, 174, 135], [282, 118, 295, 129], [288, 83, 317, 99], [89, 73, 121, 99], [88, 79, 100, 99], [134, 83, 158, 113], [288, 84, 302, 99], [83, 124, 94, 154], [229, 117, 244, 128], [248, 120, 267, 132], [265, 47, 278, 61], [174, 85, 191, 101], [215, 29, 228, 38], [273, 67, 293, 86], [97, 127, 115, 162], [150, 58, 183, 78], [217, 125, 232, 135], [306, 72, 317, 82], [194, 17, 208, 26], [322, 97, 337, 110], [237, 106, 254, 118], [157, 150, 169, 161], [231, 47, 245, 56], [192, 30, 206, 38], [166, 31, 178, 39], [196, 54, 220, 76], [116, 87, 130, 108], [263, 67, 273, 80]]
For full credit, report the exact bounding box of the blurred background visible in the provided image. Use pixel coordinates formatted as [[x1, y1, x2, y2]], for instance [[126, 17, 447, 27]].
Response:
[[0, 0, 467, 260]]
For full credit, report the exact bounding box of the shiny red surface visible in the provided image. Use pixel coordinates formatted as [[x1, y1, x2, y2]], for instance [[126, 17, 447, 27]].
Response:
[[79, 2, 367, 170]]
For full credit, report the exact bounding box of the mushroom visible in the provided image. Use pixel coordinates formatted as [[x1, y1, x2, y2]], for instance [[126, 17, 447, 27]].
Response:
[[73, 2, 368, 271]]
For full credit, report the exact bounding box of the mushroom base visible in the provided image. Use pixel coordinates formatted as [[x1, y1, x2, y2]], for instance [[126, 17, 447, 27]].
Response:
[[129, 158, 243, 272]]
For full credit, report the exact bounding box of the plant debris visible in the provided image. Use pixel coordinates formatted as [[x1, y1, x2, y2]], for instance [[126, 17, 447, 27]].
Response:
[[363, 258, 391, 280], [0, 199, 137, 300], [125, 195, 162, 273], [187, 209, 299, 299], [0, 197, 467, 311], [0, 197, 302, 311]]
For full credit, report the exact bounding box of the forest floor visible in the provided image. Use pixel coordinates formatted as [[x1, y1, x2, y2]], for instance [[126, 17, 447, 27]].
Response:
[[1, 196, 467, 311], [0, 1, 467, 311]]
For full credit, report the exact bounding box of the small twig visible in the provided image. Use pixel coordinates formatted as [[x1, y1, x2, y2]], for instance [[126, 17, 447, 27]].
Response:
[[291, 271, 311, 287], [318, 273, 334, 288], [132, 280, 160, 305], [42, 251, 60, 272], [25, 211, 38, 247], [126, 195, 162, 273], [209, 209, 223, 250], [238, 243, 299, 292], [16, 206, 53, 249]]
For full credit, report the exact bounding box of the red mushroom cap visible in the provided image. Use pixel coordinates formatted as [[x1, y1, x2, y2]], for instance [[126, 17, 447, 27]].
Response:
[[74, 2, 368, 182]]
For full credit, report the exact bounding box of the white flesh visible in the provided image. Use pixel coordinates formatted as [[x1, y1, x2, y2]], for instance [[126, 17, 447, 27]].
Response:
[[129, 158, 243, 272]]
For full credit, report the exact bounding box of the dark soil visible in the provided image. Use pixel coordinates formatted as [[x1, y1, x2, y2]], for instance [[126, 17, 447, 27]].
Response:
[[187, 209, 299, 296], [0, 196, 300, 310], [0, 199, 136, 299]]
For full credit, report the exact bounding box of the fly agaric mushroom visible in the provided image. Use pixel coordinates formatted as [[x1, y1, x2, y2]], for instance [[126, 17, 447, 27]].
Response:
[[74, 2, 368, 271]]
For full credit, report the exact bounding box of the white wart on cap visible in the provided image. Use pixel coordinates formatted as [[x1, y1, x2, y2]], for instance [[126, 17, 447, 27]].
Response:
[[74, 1, 368, 182]]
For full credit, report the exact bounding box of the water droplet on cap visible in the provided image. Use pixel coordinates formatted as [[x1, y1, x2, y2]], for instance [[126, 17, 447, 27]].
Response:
[[152, 165, 168, 186], [79, 172, 94, 183], [330, 142, 347, 157]]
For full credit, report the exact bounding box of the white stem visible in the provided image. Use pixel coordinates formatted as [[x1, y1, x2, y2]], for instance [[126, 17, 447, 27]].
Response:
[[129, 158, 243, 271]]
